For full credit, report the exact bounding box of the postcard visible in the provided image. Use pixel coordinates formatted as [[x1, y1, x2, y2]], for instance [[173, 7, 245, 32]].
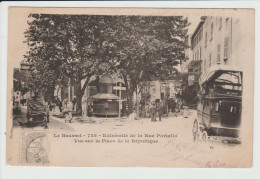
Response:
[[6, 7, 254, 167]]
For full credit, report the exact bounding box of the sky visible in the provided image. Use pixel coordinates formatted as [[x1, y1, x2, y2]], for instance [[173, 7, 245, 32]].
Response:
[[187, 16, 201, 35], [8, 7, 202, 70]]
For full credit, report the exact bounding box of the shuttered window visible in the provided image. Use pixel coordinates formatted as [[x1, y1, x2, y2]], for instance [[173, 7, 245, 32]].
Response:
[[205, 32, 207, 47], [210, 23, 213, 40], [219, 17, 222, 29], [217, 44, 221, 63], [209, 54, 211, 67], [224, 37, 229, 58]]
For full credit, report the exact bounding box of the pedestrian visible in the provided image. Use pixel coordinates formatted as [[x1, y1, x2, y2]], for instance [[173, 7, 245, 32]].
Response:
[[58, 98, 63, 112], [50, 99, 55, 112], [150, 102, 157, 122], [167, 98, 172, 114], [156, 100, 163, 122], [72, 96, 77, 111], [171, 99, 177, 117], [54, 97, 60, 113], [176, 98, 181, 113], [63, 98, 68, 109], [49, 102, 53, 112], [183, 105, 189, 118]]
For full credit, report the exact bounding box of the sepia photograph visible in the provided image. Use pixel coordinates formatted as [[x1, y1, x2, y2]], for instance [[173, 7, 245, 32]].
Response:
[[5, 7, 254, 168]]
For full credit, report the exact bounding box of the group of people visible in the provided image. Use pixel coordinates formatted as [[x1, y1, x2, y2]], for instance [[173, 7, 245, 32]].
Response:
[[149, 98, 183, 122], [149, 100, 164, 122], [49, 96, 77, 113], [168, 97, 183, 113]]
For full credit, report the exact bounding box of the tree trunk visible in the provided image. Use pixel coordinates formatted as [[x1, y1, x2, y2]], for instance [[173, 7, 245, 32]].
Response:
[[74, 75, 92, 116], [76, 94, 83, 115], [136, 88, 139, 118], [74, 79, 83, 115], [128, 90, 134, 115]]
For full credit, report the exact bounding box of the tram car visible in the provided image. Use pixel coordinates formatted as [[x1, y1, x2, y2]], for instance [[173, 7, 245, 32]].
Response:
[[192, 66, 242, 144]]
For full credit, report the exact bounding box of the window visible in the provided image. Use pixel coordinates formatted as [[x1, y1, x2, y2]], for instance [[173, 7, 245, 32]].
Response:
[[200, 46, 202, 60], [199, 29, 202, 41], [209, 54, 212, 67], [205, 32, 207, 47], [226, 17, 229, 22], [219, 17, 222, 29], [204, 60, 206, 72], [210, 23, 213, 40], [217, 44, 221, 63], [224, 37, 229, 58]]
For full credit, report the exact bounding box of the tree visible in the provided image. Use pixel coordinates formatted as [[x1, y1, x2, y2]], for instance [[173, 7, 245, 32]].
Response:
[[107, 16, 190, 115], [13, 68, 30, 95], [24, 14, 190, 116], [24, 14, 113, 114]]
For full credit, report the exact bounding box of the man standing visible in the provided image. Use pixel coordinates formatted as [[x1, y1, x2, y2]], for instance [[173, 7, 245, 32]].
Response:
[[150, 102, 157, 122], [58, 98, 63, 113], [63, 98, 68, 109], [172, 98, 177, 117], [156, 100, 164, 122], [72, 96, 77, 111]]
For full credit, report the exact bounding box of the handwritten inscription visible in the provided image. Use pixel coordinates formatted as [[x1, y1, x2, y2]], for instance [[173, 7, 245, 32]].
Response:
[[160, 139, 230, 167]]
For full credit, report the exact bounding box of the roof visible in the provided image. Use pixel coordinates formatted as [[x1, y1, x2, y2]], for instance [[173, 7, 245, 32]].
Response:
[[99, 74, 114, 84], [191, 20, 205, 40], [88, 79, 99, 86], [204, 95, 242, 100], [88, 74, 125, 86], [91, 93, 120, 100], [200, 65, 243, 85]]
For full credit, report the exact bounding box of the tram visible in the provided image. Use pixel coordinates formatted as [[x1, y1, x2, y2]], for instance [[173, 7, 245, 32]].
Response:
[[192, 66, 242, 144]]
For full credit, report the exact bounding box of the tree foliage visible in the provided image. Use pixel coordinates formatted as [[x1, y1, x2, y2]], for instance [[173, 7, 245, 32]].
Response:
[[106, 16, 190, 112], [24, 14, 113, 113], [24, 14, 190, 114], [13, 68, 30, 95]]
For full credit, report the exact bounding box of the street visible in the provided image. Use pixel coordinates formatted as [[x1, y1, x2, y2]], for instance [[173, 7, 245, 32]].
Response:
[[10, 108, 244, 168], [12, 109, 196, 142]]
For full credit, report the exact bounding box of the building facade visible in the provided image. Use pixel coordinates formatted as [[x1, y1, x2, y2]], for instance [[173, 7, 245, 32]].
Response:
[[179, 18, 205, 107], [181, 34, 193, 73], [182, 15, 249, 106], [194, 16, 245, 76]]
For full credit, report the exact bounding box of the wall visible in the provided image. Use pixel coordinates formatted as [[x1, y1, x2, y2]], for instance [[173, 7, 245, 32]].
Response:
[[199, 16, 243, 75]]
